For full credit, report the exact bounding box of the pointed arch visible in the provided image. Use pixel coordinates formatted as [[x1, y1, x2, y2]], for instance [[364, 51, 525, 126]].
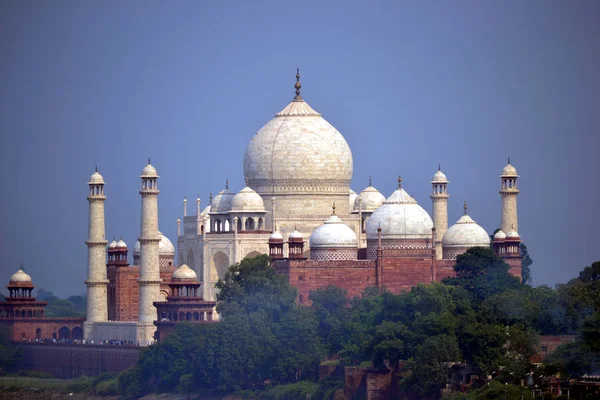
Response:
[[187, 248, 195, 268], [244, 250, 263, 260], [211, 251, 230, 281]]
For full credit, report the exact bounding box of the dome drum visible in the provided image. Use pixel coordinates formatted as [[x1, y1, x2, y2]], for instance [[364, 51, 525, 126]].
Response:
[[311, 248, 357, 261]]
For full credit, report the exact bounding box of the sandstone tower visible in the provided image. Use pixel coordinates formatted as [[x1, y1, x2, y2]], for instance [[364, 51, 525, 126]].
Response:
[[137, 159, 162, 344], [500, 158, 519, 233], [84, 168, 109, 337], [430, 166, 449, 260]]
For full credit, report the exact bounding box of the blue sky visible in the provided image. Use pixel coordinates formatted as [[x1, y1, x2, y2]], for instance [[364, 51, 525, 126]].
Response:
[[0, 1, 598, 296]]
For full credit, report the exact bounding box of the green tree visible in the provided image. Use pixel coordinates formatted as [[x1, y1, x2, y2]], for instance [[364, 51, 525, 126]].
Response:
[[444, 247, 521, 301], [409, 335, 462, 397], [309, 285, 349, 353], [215, 254, 297, 320]]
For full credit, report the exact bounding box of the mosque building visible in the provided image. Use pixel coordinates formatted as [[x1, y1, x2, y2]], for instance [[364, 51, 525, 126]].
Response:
[[1, 71, 522, 345]]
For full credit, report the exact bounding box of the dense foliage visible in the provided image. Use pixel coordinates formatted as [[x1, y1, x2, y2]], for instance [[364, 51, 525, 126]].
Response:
[[35, 289, 87, 317], [115, 250, 600, 399]]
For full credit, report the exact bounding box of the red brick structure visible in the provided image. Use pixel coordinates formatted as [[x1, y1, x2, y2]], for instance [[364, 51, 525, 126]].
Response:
[[0, 267, 84, 341], [153, 265, 217, 341]]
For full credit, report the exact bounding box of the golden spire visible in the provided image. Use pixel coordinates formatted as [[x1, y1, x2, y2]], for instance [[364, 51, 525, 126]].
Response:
[[294, 67, 302, 101]]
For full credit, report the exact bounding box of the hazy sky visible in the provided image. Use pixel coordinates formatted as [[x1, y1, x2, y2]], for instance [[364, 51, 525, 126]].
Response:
[[0, 1, 598, 297]]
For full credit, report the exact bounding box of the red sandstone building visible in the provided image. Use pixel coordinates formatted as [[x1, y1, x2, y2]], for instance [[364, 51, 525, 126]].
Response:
[[153, 264, 217, 341], [0, 267, 84, 341]]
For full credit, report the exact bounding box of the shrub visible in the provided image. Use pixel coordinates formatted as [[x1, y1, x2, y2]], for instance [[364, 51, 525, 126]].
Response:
[[95, 377, 118, 396]]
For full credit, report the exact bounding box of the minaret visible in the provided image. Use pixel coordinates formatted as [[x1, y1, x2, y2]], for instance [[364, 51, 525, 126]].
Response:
[[137, 159, 161, 344], [84, 167, 109, 337], [196, 195, 202, 236], [500, 158, 519, 233], [430, 165, 449, 260]]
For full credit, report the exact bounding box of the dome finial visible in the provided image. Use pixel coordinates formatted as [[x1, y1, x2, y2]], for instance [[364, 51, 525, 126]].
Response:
[[245, 176, 249, 186], [332, 201, 336, 215], [398, 175, 403, 188], [369, 176, 372, 187], [508, 156, 511, 165], [19, 263, 24, 271], [225, 178, 229, 190], [209, 191, 213, 203], [95, 165, 98, 172], [463, 201, 468, 215], [438, 164, 441, 171], [148, 157, 151, 165], [294, 67, 303, 101]]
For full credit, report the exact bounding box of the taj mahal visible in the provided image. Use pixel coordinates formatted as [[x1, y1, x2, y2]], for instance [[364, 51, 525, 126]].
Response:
[[0, 70, 523, 345]]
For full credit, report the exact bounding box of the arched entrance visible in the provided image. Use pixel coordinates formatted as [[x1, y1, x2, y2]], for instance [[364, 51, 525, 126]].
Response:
[[212, 251, 230, 281], [58, 326, 70, 340], [71, 326, 83, 340]]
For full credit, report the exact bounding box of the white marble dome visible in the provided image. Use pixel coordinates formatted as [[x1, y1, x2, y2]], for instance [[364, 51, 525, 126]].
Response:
[[89, 171, 104, 184], [243, 96, 353, 190], [231, 186, 266, 212], [506, 229, 520, 239], [172, 264, 197, 280], [134, 231, 174, 255], [501, 163, 518, 177], [289, 229, 303, 240], [349, 189, 358, 210], [353, 185, 386, 212], [108, 240, 118, 249], [269, 231, 283, 240], [493, 230, 507, 240], [432, 170, 448, 183], [310, 215, 357, 248], [442, 214, 491, 248], [366, 188, 433, 240], [10, 268, 32, 283], [211, 187, 234, 214], [141, 163, 158, 177], [116, 239, 127, 248]]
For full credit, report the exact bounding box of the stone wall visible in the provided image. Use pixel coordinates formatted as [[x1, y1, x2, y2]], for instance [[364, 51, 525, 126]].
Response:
[[0, 318, 84, 341], [84, 321, 137, 343], [15, 342, 141, 378]]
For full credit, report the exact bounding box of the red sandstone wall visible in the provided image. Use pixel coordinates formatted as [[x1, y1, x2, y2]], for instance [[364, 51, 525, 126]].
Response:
[[283, 260, 376, 304], [115, 267, 173, 321], [0, 318, 84, 341]]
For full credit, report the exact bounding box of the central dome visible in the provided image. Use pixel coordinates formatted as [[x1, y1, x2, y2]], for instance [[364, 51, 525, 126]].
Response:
[[243, 76, 353, 194]]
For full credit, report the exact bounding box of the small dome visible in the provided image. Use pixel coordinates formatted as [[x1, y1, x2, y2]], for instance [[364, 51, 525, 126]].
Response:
[[501, 162, 519, 177], [270, 231, 283, 241], [172, 264, 197, 280], [230, 186, 266, 212], [158, 231, 175, 255], [10, 268, 32, 283], [211, 187, 235, 214], [309, 215, 357, 248], [493, 230, 506, 240], [442, 214, 490, 248], [354, 185, 386, 212], [289, 230, 303, 240], [506, 229, 520, 239], [432, 170, 448, 183], [200, 205, 211, 216], [366, 188, 433, 240], [141, 163, 158, 178], [349, 189, 358, 210], [116, 239, 127, 248], [134, 231, 175, 255], [89, 171, 105, 184], [108, 240, 118, 249]]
